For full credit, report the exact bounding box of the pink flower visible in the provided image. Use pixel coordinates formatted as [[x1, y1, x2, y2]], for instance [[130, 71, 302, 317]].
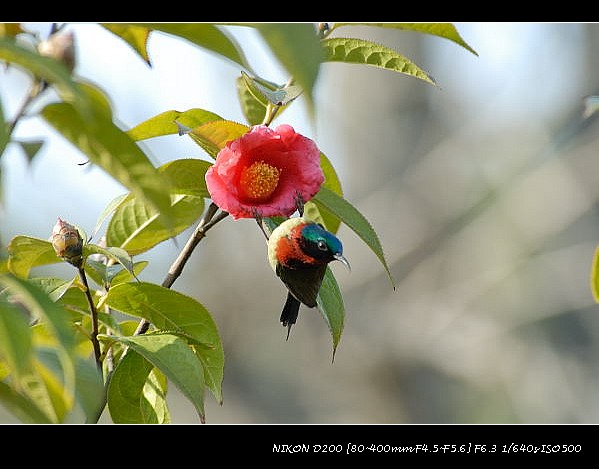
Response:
[[205, 124, 324, 219]]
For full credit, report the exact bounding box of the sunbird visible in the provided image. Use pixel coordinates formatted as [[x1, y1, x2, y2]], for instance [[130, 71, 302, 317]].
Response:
[[267, 217, 350, 339]]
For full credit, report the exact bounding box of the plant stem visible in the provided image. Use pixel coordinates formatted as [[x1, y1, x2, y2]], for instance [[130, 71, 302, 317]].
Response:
[[133, 203, 229, 336], [262, 103, 281, 127], [6, 25, 64, 139], [6, 81, 44, 137], [261, 76, 297, 127], [78, 266, 103, 374]]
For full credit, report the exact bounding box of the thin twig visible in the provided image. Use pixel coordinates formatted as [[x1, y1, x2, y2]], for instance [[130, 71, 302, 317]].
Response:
[[262, 103, 281, 127], [6, 25, 61, 138], [261, 76, 296, 127], [133, 203, 229, 336], [78, 267, 102, 374], [6, 81, 44, 136], [162, 204, 226, 289]]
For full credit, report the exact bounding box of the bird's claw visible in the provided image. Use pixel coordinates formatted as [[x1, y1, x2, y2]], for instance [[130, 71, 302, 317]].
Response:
[[294, 193, 305, 217]]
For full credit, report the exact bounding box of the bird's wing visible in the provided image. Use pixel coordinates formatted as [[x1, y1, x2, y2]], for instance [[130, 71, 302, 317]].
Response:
[[276, 263, 327, 308]]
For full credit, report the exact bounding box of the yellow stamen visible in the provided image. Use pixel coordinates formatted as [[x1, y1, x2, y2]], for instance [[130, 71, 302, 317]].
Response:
[[239, 160, 281, 202]]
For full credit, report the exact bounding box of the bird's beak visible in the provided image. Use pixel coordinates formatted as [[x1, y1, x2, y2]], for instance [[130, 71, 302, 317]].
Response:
[[334, 253, 351, 272]]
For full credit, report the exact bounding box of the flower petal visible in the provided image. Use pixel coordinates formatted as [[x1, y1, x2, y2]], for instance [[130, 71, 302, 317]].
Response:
[[205, 124, 324, 219]]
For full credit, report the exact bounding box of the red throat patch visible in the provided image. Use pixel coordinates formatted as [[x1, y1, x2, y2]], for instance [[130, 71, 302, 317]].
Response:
[[275, 223, 319, 268]]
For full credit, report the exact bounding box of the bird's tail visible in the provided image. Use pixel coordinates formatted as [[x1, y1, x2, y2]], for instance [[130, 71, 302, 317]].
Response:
[[280, 292, 301, 341]]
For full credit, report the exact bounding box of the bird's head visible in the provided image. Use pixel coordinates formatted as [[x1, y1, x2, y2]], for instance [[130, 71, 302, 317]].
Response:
[[297, 222, 350, 270], [268, 217, 350, 271]]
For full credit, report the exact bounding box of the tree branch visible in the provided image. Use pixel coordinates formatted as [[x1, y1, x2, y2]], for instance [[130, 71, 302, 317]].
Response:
[[133, 203, 229, 336]]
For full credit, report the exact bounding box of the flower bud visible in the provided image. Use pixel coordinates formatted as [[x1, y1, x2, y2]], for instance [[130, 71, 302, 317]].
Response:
[[37, 30, 75, 73], [52, 218, 83, 267]]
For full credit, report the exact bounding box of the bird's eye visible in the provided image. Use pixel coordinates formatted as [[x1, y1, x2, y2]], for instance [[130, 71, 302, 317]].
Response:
[[317, 240, 327, 251]]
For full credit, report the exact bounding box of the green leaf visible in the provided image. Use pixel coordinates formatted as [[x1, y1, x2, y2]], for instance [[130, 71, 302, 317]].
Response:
[[304, 152, 343, 233], [106, 23, 251, 70], [127, 109, 223, 142], [84, 244, 135, 277], [316, 267, 345, 359], [253, 23, 322, 114], [100, 333, 206, 423], [0, 276, 78, 419], [0, 275, 77, 353], [2, 339, 82, 424], [240, 71, 302, 107], [74, 79, 114, 119], [102, 156, 212, 256], [0, 38, 89, 115], [110, 261, 148, 287], [237, 75, 267, 126], [41, 101, 174, 224], [30, 316, 87, 348], [0, 299, 33, 382], [158, 158, 211, 198], [83, 259, 112, 287], [107, 349, 169, 423], [0, 380, 53, 423], [56, 285, 91, 316], [333, 23, 478, 56], [148, 23, 250, 70], [239, 71, 270, 107], [185, 120, 249, 159], [91, 193, 129, 240], [0, 94, 8, 159], [313, 187, 395, 288], [0, 243, 7, 272], [144, 367, 170, 423], [104, 282, 224, 403], [32, 348, 76, 422], [303, 201, 325, 232], [590, 246, 599, 302], [106, 193, 204, 256], [74, 355, 104, 423], [7, 236, 60, 279], [236, 71, 297, 126], [101, 23, 151, 65], [131, 23, 252, 71], [85, 258, 147, 289], [14, 139, 43, 164], [97, 313, 124, 334], [321, 37, 436, 86], [27, 277, 75, 302], [14, 369, 63, 422], [320, 152, 343, 196]]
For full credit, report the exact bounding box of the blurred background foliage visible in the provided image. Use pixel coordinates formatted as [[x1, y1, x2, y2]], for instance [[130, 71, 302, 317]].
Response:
[[2, 22, 599, 423]]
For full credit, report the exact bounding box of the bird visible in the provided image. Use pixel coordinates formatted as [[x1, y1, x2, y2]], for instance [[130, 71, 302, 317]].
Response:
[[267, 217, 350, 340]]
